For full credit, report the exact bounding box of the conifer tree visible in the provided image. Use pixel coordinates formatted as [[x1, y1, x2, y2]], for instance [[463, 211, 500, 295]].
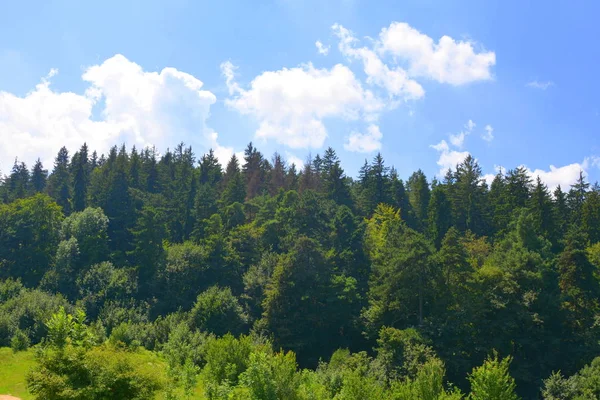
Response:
[[269, 153, 286, 195], [528, 176, 556, 243], [221, 154, 246, 206], [47, 147, 72, 214], [71, 143, 89, 212], [407, 169, 430, 230], [582, 184, 600, 244], [30, 158, 48, 193], [7, 159, 30, 201], [568, 171, 589, 225], [427, 185, 452, 248]]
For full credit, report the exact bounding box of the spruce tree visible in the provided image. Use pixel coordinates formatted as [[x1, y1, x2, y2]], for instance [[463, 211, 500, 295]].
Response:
[[71, 143, 89, 212], [7, 159, 30, 201], [427, 185, 452, 248], [47, 147, 72, 214], [30, 158, 48, 194], [407, 169, 430, 230], [221, 154, 246, 206]]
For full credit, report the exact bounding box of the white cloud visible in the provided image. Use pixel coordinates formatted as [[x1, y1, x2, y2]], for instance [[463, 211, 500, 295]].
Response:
[[344, 124, 383, 153], [482, 124, 494, 142], [285, 151, 305, 170], [430, 139, 470, 177], [526, 80, 554, 90], [449, 132, 466, 148], [0, 54, 231, 172], [332, 23, 425, 101], [222, 61, 383, 149], [221, 22, 494, 155], [466, 119, 476, 131], [315, 40, 330, 56], [221, 60, 241, 95], [378, 22, 496, 85], [525, 162, 589, 191], [449, 119, 476, 148]]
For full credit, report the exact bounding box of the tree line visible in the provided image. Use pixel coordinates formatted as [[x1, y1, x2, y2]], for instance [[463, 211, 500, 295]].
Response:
[[1, 142, 600, 399]]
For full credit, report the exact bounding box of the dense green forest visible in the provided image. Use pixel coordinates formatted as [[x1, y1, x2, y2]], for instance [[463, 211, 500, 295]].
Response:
[[1, 142, 600, 399]]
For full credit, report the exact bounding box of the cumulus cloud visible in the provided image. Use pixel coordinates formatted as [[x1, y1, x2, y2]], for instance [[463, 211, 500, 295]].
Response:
[[430, 139, 470, 177], [285, 151, 305, 170], [222, 61, 383, 149], [524, 158, 595, 192], [526, 80, 554, 90], [482, 125, 494, 142], [315, 40, 330, 55], [0, 54, 233, 171], [449, 119, 476, 148], [344, 124, 383, 153], [378, 22, 496, 85], [221, 21, 494, 154], [332, 23, 425, 101]]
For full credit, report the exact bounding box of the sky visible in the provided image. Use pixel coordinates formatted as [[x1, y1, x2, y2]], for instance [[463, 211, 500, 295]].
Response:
[[1, 0, 599, 189]]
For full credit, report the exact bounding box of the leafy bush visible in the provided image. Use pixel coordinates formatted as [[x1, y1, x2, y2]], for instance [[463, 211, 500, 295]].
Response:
[[11, 328, 30, 352]]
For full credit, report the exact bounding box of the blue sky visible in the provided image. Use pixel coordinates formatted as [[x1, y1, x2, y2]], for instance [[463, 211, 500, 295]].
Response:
[[1, 0, 599, 188]]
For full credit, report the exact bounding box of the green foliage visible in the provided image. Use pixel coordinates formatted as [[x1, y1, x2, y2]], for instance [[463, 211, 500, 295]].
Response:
[[468, 352, 519, 400], [0, 194, 63, 285], [238, 350, 301, 400], [11, 328, 31, 352], [3, 142, 600, 398], [27, 345, 164, 400], [189, 285, 248, 336]]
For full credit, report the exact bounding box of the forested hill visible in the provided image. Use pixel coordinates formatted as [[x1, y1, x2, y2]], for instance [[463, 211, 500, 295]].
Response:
[[1, 142, 600, 399]]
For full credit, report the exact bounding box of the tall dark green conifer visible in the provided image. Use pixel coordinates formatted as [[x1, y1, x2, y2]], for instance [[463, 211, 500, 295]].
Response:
[[582, 185, 600, 244], [30, 158, 48, 194], [568, 171, 589, 225], [47, 147, 72, 214], [528, 176, 556, 243], [7, 159, 30, 201], [452, 156, 489, 235], [269, 153, 286, 195], [243, 142, 268, 199], [407, 169, 430, 230], [221, 154, 246, 206], [71, 143, 89, 212], [489, 170, 511, 235], [428, 185, 452, 248]]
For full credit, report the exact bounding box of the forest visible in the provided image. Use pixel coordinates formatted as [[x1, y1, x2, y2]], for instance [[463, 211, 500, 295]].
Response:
[[1, 141, 600, 399]]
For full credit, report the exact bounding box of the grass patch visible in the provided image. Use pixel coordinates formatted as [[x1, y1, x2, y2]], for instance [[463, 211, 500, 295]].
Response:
[[0, 347, 206, 399], [0, 347, 35, 399]]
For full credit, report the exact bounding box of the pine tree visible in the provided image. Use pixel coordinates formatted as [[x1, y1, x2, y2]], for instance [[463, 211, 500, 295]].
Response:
[[557, 228, 600, 334], [489, 170, 511, 235], [7, 159, 30, 200], [269, 153, 286, 195], [47, 147, 72, 214], [528, 176, 556, 243], [299, 155, 318, 193], [221, 154, 246, 206], [428, 185, 452, 248], [407, 169, 430, 230], [142, 146, 159, 193], [452, 156, 489, 235], [243, 142, 268, 199], [30, 158, 48, 193], [582, 185, 600, 244], [438, 227, 471, 290], [553, 185, 569, 236], [71, 143, 89, 212], [129, 145, 141, 189], [506, 166, 532, 210], [389, 168, 415, 228], [567, 171, 589, 225], [286, 163, 299, 191]]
